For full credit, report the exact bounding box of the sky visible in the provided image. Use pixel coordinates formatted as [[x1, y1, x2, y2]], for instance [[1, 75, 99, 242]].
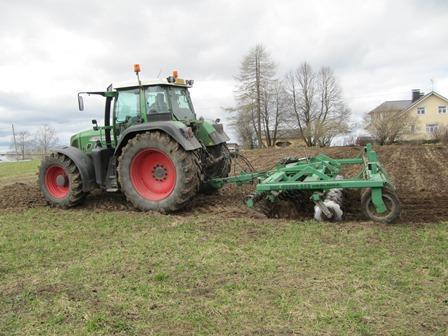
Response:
[[1, 0, 448, 151]]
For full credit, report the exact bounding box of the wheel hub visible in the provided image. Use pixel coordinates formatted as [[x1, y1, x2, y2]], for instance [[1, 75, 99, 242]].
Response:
[[56, 174, 67, 187], [152, 165, 167, 181]]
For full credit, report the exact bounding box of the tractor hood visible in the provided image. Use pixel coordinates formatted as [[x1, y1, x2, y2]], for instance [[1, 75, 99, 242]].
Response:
[[70, 129, 111, 152]]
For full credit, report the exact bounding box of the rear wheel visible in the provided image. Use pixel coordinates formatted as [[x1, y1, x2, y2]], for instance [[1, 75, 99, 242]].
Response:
[[39, 153, 86, 207], [200, 143, 231, 193], [118, 131, 201, 212], [204, 143, 231, 179]]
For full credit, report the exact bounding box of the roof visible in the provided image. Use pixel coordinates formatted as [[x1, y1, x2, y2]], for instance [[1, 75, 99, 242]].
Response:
[[368, 100, 411, 114], [404, 91, 448, 112], [113, 78, 192, 89], [369, 90, 448, 114]]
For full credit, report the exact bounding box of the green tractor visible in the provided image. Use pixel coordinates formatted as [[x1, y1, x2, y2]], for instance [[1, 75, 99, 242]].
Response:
[[38, 65, 231, 212]]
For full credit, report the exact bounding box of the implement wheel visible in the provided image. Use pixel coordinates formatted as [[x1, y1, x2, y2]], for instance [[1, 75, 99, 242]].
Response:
[[118, 131, 201, 212], [38, 153, 86, 207], [361, 188, 400, 223]]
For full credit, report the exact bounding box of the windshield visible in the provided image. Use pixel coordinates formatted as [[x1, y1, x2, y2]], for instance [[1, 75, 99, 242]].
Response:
[[144, 85, 195, 120], [169, 87, 195, 120]]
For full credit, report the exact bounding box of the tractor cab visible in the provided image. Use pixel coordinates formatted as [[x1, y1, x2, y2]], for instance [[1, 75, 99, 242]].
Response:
[[73, 68, 223, 153], [112, 77, 197, 139]]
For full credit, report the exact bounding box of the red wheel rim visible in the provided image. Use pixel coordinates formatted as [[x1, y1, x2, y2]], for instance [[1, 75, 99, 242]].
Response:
[[44, 165, 69, 199], [130, 148, 176, 201]]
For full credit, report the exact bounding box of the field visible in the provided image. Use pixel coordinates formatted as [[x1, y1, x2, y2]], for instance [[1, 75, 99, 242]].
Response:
[[0, 144, 447, 335]]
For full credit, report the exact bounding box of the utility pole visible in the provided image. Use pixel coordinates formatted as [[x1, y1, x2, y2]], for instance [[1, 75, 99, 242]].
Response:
[[11, 124, 19, 161]]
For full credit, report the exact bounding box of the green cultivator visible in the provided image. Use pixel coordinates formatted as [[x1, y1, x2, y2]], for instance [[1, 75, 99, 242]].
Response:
[[208, 144, 400, 223]]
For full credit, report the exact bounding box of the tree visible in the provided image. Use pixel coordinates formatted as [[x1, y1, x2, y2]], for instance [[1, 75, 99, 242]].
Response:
[[234, 44, 277, 148], [285, 63, 350, 146], [226, 106, 256, 148], [11, 131, 32, 160], [34, 124, 58, 155], [364, 108, 415, 145]]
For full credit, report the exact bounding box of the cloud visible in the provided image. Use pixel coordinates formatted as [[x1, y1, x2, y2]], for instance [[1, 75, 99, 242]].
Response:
[[0, 0, 447, 150]]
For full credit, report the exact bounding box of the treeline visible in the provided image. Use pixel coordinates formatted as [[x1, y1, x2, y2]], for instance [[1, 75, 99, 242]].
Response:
[[228, 44, 350, 148], [10, 124, 58, 159]]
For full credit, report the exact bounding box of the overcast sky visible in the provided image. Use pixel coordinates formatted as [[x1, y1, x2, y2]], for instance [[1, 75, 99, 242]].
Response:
[[1, 0, 447, 151]]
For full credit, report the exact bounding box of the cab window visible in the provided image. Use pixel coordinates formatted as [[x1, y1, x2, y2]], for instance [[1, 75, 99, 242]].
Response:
[[145, 86, 170, 114], [115, 89, 140, 122], [169, 87, 195, 120]]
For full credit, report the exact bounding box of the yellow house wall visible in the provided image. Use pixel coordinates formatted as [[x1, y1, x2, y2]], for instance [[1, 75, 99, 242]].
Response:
[[407, 95, 448, 140]]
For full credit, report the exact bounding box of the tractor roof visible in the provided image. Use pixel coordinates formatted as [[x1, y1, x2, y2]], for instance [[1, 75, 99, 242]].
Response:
[[113, 77, 193, 90]]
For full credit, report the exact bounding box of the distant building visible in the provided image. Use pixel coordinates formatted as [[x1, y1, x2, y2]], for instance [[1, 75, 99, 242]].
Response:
[[262, 129, 306, 147], [368, 89, 448, 140], [0, 154, 10, 162]]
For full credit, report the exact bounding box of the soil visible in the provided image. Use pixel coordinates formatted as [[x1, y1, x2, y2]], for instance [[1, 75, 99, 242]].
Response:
[[1, 144, 447, 223]]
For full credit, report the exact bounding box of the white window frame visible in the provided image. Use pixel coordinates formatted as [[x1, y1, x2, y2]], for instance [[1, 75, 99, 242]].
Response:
[[426, 123, 438, 134], [438, 106, 446, 114], [417, 107, 425, 115]]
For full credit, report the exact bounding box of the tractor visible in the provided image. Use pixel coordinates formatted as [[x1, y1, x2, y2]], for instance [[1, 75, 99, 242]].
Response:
[[39, 65, 231, 212]]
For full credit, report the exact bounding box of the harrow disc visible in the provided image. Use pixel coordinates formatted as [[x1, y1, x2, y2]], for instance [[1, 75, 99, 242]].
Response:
[[251, 190, 313, 219]]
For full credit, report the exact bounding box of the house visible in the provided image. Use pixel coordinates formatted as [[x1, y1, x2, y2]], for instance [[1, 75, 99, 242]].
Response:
[[368, 89, 448, 140]]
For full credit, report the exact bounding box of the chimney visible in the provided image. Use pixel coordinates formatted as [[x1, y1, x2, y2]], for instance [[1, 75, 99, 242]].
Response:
[[412, 89, 424, 102]]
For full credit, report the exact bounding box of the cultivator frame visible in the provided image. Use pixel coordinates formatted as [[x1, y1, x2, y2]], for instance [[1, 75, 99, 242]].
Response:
[[208, 144, 400, 223]]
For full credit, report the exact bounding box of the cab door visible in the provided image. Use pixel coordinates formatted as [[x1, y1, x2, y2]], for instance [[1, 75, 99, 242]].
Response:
[[113, 88, 142, 143]]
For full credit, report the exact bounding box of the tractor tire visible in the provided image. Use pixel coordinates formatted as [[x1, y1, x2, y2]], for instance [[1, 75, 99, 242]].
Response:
[[200, 143, 231, 194], [205, 143, 231, 179], [117, 131, 201, 212], [38, 153, 87, 208], [361, 188, 400, 223]]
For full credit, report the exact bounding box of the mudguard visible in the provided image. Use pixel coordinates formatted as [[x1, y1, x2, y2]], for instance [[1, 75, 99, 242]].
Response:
[[114, 121, 202, 156], [53, 146, 96, 192]]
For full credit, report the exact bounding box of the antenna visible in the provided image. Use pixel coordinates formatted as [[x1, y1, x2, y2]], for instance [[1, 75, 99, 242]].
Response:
[[156, 69, 162, 78], [430, 78, 434, 91]]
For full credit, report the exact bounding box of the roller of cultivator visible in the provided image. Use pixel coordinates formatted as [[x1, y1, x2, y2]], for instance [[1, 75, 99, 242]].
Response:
[[208, 144, 401, 223]]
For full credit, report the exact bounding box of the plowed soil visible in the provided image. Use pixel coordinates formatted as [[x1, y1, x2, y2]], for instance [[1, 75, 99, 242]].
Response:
[[1, 144, 447, 223]]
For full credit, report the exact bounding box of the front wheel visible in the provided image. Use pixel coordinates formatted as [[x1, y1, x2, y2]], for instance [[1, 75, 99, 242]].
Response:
[[38, 153, 86, 208], [117, 131, 201, 212], [361, 188, 400, 223]]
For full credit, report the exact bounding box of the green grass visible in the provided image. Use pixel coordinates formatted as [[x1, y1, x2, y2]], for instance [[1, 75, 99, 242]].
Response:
[[0, 209, 447, 335], [0, 160, 39, 186]]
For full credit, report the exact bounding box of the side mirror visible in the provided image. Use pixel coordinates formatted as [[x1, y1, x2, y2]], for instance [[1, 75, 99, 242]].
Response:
[[92, 119, 99, 131], [78, 95, 84, 111]]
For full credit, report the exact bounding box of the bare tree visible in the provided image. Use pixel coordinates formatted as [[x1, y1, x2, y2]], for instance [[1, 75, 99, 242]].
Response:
[[226, 106, 256, 148], [432, 125, 448, 144], [11, 131, 32, 160], [285, 63, 350, 147], [364, 108, 415, 145], [263, 80, 289, 146], [34, 124, 58, 155], [234, 44, 276, 148]]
